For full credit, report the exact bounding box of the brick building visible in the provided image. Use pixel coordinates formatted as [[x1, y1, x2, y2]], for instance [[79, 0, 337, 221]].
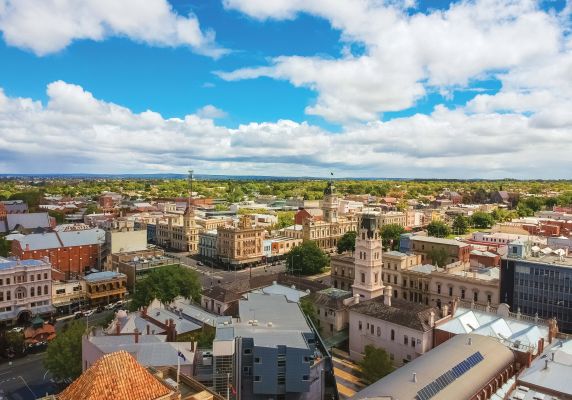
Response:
[[12, 224, 105, 280]]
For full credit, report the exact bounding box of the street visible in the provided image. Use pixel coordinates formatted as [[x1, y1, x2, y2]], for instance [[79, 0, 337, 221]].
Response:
[[166, 252, 287, 287], [0, 353, 55, 400]]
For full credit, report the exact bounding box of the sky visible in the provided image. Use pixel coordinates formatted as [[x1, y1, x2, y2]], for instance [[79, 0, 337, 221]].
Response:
[[0, 0, 571, 179]]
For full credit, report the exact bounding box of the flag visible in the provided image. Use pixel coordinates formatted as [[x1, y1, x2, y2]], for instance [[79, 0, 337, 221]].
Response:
[[177, 350, 187, 362]]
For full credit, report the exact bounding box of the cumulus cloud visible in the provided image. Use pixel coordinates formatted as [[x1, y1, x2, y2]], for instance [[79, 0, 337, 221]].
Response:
[[0, 0, 227, 57], [196, 105, 228, 119], [1, 81, 571, 178], [220, 0, 565, 122]]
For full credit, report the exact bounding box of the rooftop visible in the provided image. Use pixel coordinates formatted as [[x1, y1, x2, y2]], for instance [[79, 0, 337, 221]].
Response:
[[57, 350, 175, 400], [350, 297, 437, 332], [84, 271, 126, 282], [0, 257, 49, 270], [411, 236, 469, 247], [351, 334, 515, 400]]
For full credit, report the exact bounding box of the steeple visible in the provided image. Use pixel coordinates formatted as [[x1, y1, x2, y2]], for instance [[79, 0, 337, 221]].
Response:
[[352, 214, 385, 300]]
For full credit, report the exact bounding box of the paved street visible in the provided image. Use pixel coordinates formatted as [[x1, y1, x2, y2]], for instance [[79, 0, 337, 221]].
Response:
[[166, 252, 287, 287], [0, 353, 56, 400]]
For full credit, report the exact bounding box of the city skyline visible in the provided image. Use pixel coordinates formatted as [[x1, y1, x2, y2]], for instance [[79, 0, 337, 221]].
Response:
[[0, 0, 571, 178]]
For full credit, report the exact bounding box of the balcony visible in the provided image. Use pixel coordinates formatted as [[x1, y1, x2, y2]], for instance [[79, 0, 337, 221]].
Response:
[[87, 288, 126, 299]]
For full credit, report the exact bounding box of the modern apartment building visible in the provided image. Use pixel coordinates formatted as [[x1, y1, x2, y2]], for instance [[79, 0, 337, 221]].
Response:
[[501, 240, 572, 332], [212, 293, 326, 400], [0, 256, 53, 327]]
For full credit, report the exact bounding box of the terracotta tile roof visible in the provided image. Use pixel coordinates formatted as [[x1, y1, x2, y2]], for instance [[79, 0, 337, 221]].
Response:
[[57, 350, 174, 400]]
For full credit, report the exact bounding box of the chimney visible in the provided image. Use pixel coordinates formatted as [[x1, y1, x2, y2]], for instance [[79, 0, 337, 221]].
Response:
[[467, 337, 472, 346], [544, 359, 549, 370], [146, 324, 150, 335], [441, 304, 449, 318], [141, 307, 147, 317], [134, 328, 140, 343], [383, 286, 392, 307], [354, 294, 360, 305], [115, 320, 121, 335], [25, 243, 30, 251], [451, 297, 459, 316], [551, 352, 555, 361], [412, 372, 417, 383], [429, 311, 435, 328]]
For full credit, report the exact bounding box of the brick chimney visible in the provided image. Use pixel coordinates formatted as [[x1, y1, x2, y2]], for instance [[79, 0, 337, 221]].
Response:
[[115, 319, 121, 335], [134, 328, 140, 344], [141, 307, 147, 317], [548, 318, 558, 344], [383, 286, 392, 307], [146, 324, 150, 335], [167, 319, 177, 342], [25, 243, 30, 251], [451, 297, 459, 316], [429, 310, 435, 327]]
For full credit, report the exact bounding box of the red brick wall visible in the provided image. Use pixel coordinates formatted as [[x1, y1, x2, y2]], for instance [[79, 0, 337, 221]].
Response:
[[12, 241, 99, 279], [295, 209, 311, 225]]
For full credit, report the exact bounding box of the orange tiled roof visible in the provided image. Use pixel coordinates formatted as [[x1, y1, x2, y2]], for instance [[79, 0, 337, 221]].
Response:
[[57, 350, 174, 400]]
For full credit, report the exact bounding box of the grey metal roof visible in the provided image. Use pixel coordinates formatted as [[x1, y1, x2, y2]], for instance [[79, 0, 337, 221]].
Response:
[[171, 298, 231, 327], [84, 271, 125, 282], [0, 257, 48, 270], [351, 334, 515, 400], [16, 232, 62, 250], [411, 236, 469, 247], [6, 213, 52, 230]]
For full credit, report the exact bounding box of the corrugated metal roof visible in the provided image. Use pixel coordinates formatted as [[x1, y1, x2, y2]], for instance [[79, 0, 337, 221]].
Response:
[[6, 213, 52, 230]]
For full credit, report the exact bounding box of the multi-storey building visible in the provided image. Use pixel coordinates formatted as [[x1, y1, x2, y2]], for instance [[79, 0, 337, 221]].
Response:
[[217, 215, 264, 268], [52, 280, 86, 315], [331, 253, 355, 291], [404, 235, 471, 265], [501, 240, 572, 333], [382, 251, 423, 300], [198, 230, 218, 261], [0, 256, 53, 327], [11, 224, 105, 280], [84, 271, 127, 307], [212, 293, 329, 400], [301, 180, 358, 252], [155, 205, 199, 253]]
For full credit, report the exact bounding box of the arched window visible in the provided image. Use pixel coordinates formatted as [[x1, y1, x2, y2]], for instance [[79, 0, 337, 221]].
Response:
[[31, 287, 35, 297], [37, 286, 42, 295], [361, 273, 365, 283], [44, 285, 48, 295]]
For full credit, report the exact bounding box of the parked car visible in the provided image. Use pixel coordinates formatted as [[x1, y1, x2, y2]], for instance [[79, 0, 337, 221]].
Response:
[[10, 327, 24, 333], [74, 311, 84, 319], [104, 303, 115, 310], [197, 261, 204, 266], [96, 305, 104, 313]]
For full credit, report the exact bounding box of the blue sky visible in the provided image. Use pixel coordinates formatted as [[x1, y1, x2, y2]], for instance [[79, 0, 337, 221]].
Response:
[[0, 0, 571, 178]]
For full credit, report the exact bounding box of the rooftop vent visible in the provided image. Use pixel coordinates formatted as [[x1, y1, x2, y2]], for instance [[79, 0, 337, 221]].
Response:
[[267, 322, 273, 327]]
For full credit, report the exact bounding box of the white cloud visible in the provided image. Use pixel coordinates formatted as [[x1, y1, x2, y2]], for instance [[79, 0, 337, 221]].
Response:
[[0, 0, 227, 57], [196, 105, 228, 119], [220, 0, 564, 122], [1, 81, 571, 178]]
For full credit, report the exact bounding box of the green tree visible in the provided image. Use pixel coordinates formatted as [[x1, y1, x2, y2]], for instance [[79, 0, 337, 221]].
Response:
[[358, 345, 393, 384], [426, 221, 451, 238], [130, 265, 201, 310], [44, 320, 85, 380], [337, 231, 357, 254], [48, 210, 65, 224], [83, 203, 100, 215], [380, 224, 406, 250], [428, 247, 449, 267], [0, 237, 10, 257], [276, 211, 295, 229], [286, 241, 329, 276], [4, 331, 25, 355], [469, 211, 495, 229], [516, 204, 534, 217], [452, 215, 469, 234], [300, 296, 320, 332], [177, 326, 216, 348], [521, 197, 543, 212]]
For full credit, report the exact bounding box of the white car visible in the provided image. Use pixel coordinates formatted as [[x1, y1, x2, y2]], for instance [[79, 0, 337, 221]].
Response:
[[83, 309, 96, 317], [10, 327, 23, 333]]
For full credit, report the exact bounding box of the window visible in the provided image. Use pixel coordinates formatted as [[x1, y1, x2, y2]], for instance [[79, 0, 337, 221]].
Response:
[[461, 289, 466, 300], [44, 273, 48, 279], [6, 278, 9, 285], [44, 285, 48, 295], [404, 335, 408, 345], [0, 292, 3, 301], [254, 357, 261, 363], [31, 287, 35, 297], [254, 376, 261, 382], [394, 276, 397, 284], [437, 284, 441, 294], [277, 373, 285, 385], [302, 375, 309, 381], [6, 291, 10, 300], [370, 325, 374, 335], [377, 327, 381, 336], [448, 286, 453, 297], [487, 294, 492, 304], [30, 275, 34, 282], [36, 274, 40, 281], [358, 321, 362, 330], [37, 286, 42, 295], [361, 273, 365, 284], [412, 339, 416, 348], [473, 292, 478, 302], [374, 273, 378, 283], [278, 358, 286, 367], [244, 348, 252, 355], [391, 330, 395, 341]]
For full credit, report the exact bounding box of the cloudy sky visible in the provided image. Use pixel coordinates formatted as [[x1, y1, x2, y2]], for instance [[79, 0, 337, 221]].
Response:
[[0, 0, 571, 178]]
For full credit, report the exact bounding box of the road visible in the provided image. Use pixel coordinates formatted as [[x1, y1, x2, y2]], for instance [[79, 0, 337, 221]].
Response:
[[54, 309, 115, 332], [0, 353, 56, 400], [166, 252, 287, 287]]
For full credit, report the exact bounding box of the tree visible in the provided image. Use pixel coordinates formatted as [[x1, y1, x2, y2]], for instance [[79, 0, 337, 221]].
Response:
[[426, 221, 451, 238], [83, 203, 100, 215], [44, 320, 85, 380], [470, 212, 495, 229], [380, 224, 405, 250], [286, 241, 329, 276], [276, 211, 295, 230], [337, 231, 357, 254], [428, 247, 449, 267], [0, 237, 10, 257], [4, 331, 24, 356], [358, 345, 393, 384], [130, 265, 201, 310], [452, 215, 469, 235], [300, 297, 320, 332]]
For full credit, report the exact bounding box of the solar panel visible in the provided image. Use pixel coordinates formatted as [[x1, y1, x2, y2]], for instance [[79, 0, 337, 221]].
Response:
[[416, 351, 484, 400]]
